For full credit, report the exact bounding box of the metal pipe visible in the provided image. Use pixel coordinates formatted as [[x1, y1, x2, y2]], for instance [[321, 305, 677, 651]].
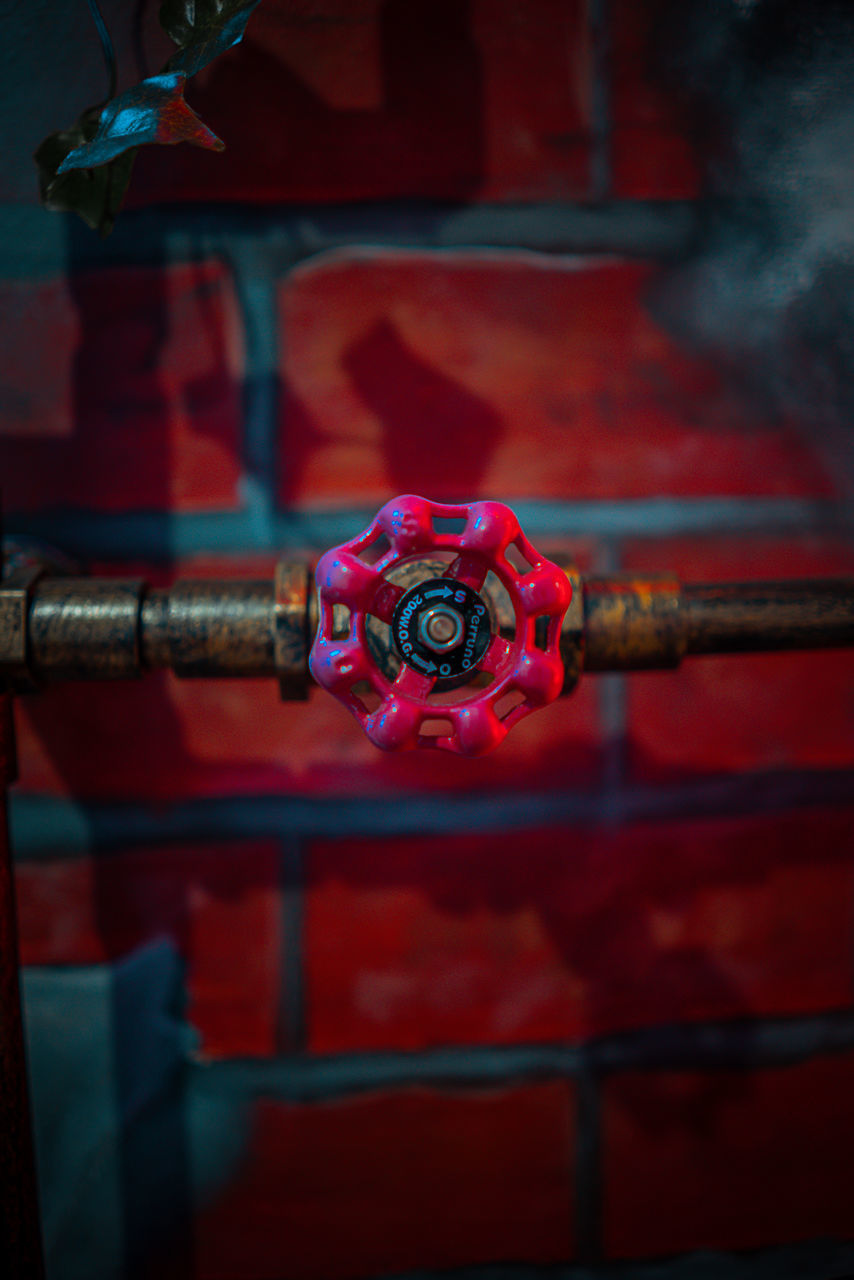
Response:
[[581, 576, 854, 670], [6, 568, 854, 686], [27, 579, 143, 680], [682, 580, 854, 655], [140, 581, 276, 677], [581, 576, 684, 671], [24, 577, 296, 687]]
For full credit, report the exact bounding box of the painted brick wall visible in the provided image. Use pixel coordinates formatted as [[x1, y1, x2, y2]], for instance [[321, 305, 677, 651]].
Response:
[[3, 3, 854, 1279]]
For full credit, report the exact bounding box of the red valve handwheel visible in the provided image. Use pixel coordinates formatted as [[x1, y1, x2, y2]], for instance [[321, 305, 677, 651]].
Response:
[[310, 495, 571, 755]]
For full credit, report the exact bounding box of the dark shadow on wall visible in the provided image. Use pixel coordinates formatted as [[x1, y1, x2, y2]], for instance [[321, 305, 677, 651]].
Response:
[[342, 318, 504, 499], [278, 314, 506, 507], [132, 0, 487, 203], [22, 214, 203, 1280]]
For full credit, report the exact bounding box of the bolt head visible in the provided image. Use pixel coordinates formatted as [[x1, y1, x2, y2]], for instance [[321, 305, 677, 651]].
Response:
[[418, 605, 464, 653]]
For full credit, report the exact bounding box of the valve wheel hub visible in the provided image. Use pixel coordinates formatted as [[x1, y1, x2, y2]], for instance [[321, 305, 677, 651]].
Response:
[[392, 577, 491, 689]]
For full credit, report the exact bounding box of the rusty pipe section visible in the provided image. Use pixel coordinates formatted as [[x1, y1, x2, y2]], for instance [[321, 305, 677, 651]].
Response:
[[681, 580, 854, 655], [581, 576, 854, 670], [27, 578, 277, 680], [581, 576, 684, 670], [3, 564, 854, 690], [139, 582, 276, 676], [11, 565, 312, 698], [28, 579, 147, 680]]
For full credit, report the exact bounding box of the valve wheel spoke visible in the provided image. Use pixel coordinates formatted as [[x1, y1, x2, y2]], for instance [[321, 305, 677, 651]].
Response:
[[393, 663, 436, 698], [444, 554, 487, 593], [478, 634, 513, 676], [369, 580, 405, 624]]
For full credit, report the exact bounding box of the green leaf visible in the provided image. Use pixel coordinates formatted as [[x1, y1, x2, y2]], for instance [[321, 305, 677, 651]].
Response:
[[160, 0, 263, 76], [34, 107, 137, 237], [34, 0, 263, 234], [57, 72, 223, 174]]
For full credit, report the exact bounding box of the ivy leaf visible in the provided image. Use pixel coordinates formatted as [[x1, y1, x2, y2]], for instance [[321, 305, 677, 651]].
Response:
[[34, 106, 137, 237], [56, 71, 223, 174], [34, 0, 262, 233], [160, 0, 264, 76]]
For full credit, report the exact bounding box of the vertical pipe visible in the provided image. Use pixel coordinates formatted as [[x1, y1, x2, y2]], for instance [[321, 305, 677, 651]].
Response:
[[0, 690, 44, 1278]]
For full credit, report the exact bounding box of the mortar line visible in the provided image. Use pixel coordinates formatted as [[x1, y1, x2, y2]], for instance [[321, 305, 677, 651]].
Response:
[[188, 1006, 854, 1100], [592, 537, 627, 817], [589, 0, 613, 201], [10, 768, 854, 859], [8, 497, 850, 564], [226, 245, 283, 541], [277, 835, 307, 1056], [0, 201, 701, 278], [573, 1055, 603, 1266], [255, 1240, 854, 1280]]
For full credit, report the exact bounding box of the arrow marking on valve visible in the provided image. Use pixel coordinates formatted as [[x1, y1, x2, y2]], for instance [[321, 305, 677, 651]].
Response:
[[411, 654, 438, 673], [424, 586, 454, 599]]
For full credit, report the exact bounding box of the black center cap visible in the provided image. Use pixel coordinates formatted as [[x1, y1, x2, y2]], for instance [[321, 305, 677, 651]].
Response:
[[391, 577, 491, 688]]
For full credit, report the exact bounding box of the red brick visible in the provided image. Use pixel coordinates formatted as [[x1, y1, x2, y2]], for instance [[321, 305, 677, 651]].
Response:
[[623, 536, 854, 780], [129, 0, 592, 207], [13, 664, 602, 800], [0, 262, 243, 513], [278, 254, 836, 506], [16, 842, 282, 1058], [604, 1055, 854, 1257], [611, 0, 701, 198], [0, 280, 79, 438], [193, 1084, 575, 1280], [305, 810, 854, 1053], [13, 547, 603, 801]]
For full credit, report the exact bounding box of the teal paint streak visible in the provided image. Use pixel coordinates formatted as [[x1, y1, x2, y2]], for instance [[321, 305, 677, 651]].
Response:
[[0, 201, 699, 278], [10, 770, 854, 861], [23, 966, 124, 1280], [8, 497, 850, 564]]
